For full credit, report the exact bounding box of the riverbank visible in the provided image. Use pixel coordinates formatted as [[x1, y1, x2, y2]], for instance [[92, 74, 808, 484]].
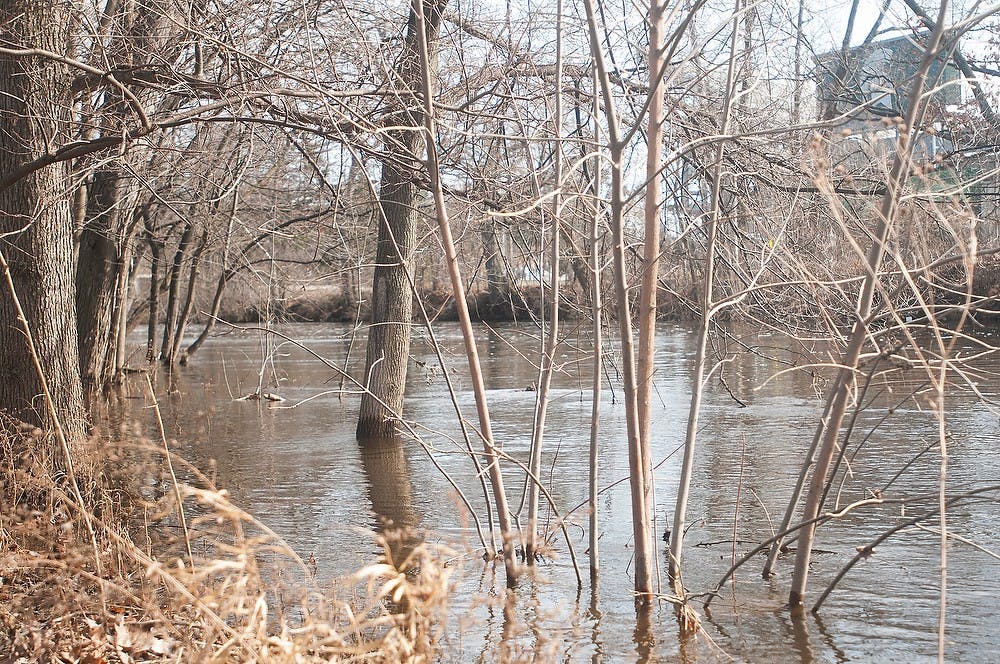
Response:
[[222, 283, 698, 324], [215, 256, 1000, 326], [0, 424, 454, 662]]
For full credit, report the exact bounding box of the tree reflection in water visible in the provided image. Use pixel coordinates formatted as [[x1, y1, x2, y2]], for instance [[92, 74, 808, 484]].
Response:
[[359, 436, 422, 569]]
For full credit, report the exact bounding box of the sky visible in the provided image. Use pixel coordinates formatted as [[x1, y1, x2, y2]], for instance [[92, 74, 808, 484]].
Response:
[[807, 0, 998, 104], [810, 0, 997, 49]]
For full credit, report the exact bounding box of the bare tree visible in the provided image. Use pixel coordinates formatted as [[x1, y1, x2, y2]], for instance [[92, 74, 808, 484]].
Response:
[[357, 0, 450, 441], [0, 0, 87, 440], [669, 0, 744, 590], [788, 4, 952, 609], [580, 0, 656, 600], [413, 0, 519, 582]]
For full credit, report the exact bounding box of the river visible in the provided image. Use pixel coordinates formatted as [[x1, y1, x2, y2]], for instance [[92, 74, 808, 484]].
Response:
[[129, 322, 1000, 662]]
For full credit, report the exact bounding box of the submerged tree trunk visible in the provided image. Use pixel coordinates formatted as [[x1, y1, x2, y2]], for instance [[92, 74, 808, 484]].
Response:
[[482, 220, 516, 317], [113, 241, 138, 373], [412, 0, 518, 581], [525, 0, 564, 563], [76, 1, 168, 394], [0, 0, 86, 440], [160, 223, 194, 363], [356, 147, 422, 439], [356, 0, 447, 441], [167, 227, 208, 365], [636, 0, 667, 567], [669, 0, 741, 590], [145, 221, 162, 362], [587, 76, 603, 579], [76, 167, 139, 394], [582, 0, 654, 598], [788, 8, 948, 608]]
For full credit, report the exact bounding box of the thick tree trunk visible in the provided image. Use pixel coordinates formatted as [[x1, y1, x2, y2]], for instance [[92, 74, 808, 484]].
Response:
[[357, 0, 446, 441], [76, 2, 171, 389], [482, 221, 513, 313], [0, 0, 86, 439], [356, 151, 421, 439], [76, 167, 138, 394]]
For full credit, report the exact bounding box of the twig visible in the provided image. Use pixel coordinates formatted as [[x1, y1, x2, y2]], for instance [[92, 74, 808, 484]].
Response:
[[812, 486, 1000, 612], [143, 373, 193, 564]]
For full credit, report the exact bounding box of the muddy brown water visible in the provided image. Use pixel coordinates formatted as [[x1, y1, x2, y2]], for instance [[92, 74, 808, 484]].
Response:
[[129, 322, 999, 662]]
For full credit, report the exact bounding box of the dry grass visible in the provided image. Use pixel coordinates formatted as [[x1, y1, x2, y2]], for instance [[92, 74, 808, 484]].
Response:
[[0, 424, 455, 663]]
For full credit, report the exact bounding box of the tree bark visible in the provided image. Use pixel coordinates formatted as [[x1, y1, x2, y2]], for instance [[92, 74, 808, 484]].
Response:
[[636, 0, 667, 548], [0, 0, 86, 439], [75, 2, 169, 393], [167, 227, 208, 364], [356, 0, 446, 441], [482, 220, 514, 315], [160, 223, 194, 363], [76, 167, 138, 393], [145, 220, 162, 362]]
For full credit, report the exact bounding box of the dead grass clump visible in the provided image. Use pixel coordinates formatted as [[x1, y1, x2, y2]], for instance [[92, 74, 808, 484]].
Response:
[[0, 425, 456, 663]]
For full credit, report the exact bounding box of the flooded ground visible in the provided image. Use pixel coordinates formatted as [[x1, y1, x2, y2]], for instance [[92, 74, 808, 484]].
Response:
[[128, 322, 1000, 662]]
